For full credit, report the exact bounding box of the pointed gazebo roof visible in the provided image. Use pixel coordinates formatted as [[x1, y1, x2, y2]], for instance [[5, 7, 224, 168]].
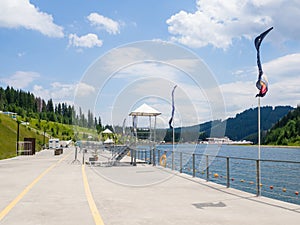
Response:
[[129, 103, 161, 117]]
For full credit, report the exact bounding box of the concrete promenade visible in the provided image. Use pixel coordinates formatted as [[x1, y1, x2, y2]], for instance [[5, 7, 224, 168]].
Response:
[[0, 147, 299, 225]]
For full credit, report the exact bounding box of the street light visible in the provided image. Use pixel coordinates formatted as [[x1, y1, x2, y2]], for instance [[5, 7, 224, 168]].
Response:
[[16, 119, 21, 154]]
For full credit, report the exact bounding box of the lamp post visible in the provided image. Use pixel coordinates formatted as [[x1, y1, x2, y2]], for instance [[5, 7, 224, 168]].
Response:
[[16, 120, 21, 155], [42, 123, 49, 149]]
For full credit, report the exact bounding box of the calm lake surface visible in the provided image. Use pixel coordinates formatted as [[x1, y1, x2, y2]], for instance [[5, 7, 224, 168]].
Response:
[[152, 144, 300, 205]]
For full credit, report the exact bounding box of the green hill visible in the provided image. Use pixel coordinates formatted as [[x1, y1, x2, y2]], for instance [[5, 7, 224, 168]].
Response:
[[0, 113, 103, 160], [264, 106, 300, 146], [0, 114, 47, 159]]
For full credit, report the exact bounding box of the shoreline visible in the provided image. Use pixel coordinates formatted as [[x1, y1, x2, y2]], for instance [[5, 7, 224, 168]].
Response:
[[161, 142, 300, 149], [254, 144, 300, 149]]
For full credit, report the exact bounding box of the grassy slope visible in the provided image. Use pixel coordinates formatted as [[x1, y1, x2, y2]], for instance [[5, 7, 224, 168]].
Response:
[[0, 114, 101, 159], [28, 118, 99, 141], [0, 114, 48, 159]]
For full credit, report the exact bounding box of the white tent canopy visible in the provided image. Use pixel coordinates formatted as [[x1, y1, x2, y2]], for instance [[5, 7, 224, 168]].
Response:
[[102, 128, 113, 134], [129, 103, 161, 116], [104, 138, 114, 144]]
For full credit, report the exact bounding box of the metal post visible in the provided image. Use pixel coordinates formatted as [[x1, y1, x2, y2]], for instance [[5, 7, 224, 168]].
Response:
[[226, 157, 230, 188], [258, 97, 261, 160], [153, 148, 156, 166], [157, 150, 161, 166], [16, 120, 20, 155], [75, 147, 78, 160], [72, 146, 81, 164], [256, 160, 261, 196], [172, 151, 174, 170], [172, 126, 175, 152], [257, 97, 261, 196], [153, 115, 157, 166], [192, 154, 195, 177], [133, 149, 137, 166], [180, 152, 182, 173], [43, 130, 46, 148], [206, 155, 209, 181], [82, 148, 85, 164]]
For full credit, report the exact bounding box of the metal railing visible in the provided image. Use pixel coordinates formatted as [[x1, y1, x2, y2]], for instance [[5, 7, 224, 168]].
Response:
[[134, 148, 300, 205]]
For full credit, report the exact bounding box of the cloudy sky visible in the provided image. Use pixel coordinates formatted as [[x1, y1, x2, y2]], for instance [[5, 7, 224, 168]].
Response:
[[0, 0, 299, 127]]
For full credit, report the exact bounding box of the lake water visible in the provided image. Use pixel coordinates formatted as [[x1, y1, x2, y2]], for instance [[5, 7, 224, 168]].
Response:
[[150, 144, 300, 205]]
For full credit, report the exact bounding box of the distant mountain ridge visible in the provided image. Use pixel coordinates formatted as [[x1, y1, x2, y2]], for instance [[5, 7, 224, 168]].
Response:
[[163, 106, 294, 144]]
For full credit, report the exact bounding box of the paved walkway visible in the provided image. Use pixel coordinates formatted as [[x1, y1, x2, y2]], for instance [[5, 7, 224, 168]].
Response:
[[0, 147, 299, 225]]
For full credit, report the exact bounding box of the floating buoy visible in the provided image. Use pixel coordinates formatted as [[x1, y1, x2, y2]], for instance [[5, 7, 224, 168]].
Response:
[[249, 181, 254, 185], [231, 178, 235, 181], [295, 191, 299, 196], [214, 173, 219, 178], [260, 183, 263, 187], [201, 171, 205, 175], [282, 188, 287, 192], [270, 185, 274, 190], [240, 179, 245, 183]]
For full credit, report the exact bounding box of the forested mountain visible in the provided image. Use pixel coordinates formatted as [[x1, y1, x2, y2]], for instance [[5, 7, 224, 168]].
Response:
[[0, 86, 102, 130], [264, 105, 300, 145], [163, 106, 294, 144]]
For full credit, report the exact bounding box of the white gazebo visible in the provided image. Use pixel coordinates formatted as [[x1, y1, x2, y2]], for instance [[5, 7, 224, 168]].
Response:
[[129, 103, 161, 165], [129, 103, 161, 141]]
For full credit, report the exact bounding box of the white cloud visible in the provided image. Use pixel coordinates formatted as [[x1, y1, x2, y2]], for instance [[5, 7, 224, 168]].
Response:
[[33, 83, 74, 103], [75, 82, 96, 97], [87, 13, 120, 34], [32, 82, 95, 104], [0, 0, 64, 38], [1, 71, 40, 89], [68, 33, 103, 48], [17, 52, 26, 57], [263, 54, 300, 81], [166, 0, 300, 49]]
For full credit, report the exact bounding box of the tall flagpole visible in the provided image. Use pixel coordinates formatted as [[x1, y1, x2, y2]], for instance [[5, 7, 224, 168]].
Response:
[[172, 118, 175, 152], [258, 97, 261, 160], [254, 27, 272, 196], [257, 96, 261, 196]]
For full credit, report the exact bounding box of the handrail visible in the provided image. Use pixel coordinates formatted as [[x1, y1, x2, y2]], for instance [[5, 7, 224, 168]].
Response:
[[133, 147, 300, 205]]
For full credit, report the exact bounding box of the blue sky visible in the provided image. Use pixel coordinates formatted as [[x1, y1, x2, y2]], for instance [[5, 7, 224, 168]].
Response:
[[0, 0, 300, 127]]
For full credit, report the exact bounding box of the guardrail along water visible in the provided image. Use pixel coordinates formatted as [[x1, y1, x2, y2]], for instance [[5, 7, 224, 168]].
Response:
[[134, 144, 300, 205]]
